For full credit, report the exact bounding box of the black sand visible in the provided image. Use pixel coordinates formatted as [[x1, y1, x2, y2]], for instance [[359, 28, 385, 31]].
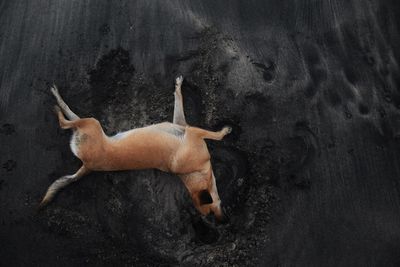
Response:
[[1, 1, 400, 266]]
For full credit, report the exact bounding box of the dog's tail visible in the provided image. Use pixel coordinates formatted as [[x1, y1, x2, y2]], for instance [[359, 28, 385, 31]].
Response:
[[38, 166, 89, 209], [38, 176, 70, 209]]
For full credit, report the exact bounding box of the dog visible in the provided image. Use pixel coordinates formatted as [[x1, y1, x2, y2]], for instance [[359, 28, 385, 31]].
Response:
[[40, 76, 231, 222]]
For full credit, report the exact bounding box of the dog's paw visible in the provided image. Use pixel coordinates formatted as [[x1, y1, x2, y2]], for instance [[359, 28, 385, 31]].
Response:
[[50, 84, 59, 96], [223, 126, 232, 135], [176, 75, 183, 86]]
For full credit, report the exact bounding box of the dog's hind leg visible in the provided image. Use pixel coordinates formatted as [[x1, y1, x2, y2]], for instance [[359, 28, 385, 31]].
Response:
[[173, 76, 187, 126], [51, 85, 80, 120], [54, 105, 77, 129], [39, 165, 90, 208]]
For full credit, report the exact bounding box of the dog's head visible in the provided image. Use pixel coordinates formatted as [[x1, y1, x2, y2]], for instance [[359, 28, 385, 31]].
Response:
[[181, 170, 227, 223]]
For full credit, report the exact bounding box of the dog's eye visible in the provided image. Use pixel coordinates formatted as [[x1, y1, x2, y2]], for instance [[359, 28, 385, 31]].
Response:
[[199, 190, 213, 205]]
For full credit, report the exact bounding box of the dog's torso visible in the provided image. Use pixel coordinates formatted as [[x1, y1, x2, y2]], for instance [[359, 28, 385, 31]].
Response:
[[71, 120, 211, 174]]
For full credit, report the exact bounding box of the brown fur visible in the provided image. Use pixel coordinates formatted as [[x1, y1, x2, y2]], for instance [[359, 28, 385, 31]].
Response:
[[40, 77, 230, 221]]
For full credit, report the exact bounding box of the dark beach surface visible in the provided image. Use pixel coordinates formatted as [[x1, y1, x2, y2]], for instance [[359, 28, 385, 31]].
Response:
[[1, 1, 400, 266]]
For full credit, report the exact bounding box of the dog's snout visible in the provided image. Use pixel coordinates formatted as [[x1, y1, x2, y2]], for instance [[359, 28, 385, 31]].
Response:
[[216, 206, 230, 224]]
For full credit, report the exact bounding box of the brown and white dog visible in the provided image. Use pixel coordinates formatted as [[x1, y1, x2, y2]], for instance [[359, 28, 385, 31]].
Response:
[[40, 76, 231, 222]]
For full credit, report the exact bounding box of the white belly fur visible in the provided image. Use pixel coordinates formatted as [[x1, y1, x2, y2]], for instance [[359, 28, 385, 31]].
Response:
[[112, 131, 130, 140], [70, 131, 79, 157]]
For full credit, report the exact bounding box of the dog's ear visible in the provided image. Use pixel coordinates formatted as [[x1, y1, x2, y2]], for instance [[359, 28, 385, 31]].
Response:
[[199, 190, 213, 205]]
